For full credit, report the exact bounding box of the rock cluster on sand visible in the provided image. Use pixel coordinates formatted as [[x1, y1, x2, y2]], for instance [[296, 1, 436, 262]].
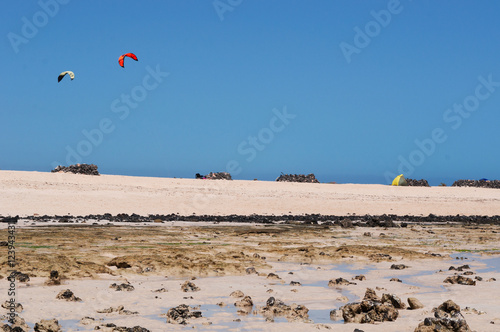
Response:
[[33, 319, 62, 332], [1, 301, 23, 313], [257, 297, 310, 322], [443, 275, 476, 286], [94, 323, 150, 331], [275, 173, 319, 183], [195, 172, 232, 180], [406, 178, 430, 187], [452, 179, 500, 189], [1, 316, 30, 331], [166, 304, 202, 324], [181, 281, 200, 292], [414, 300, 471, 332], [328, 277, 356, 286], [20, 213, 500, 225], [331, 288, 410, 324], [110, 283, 135, 291], [51, 164, 99, 175], [97, 305, 138, 315], [45, 270, 61, 286], [56, 289, 81, 302]]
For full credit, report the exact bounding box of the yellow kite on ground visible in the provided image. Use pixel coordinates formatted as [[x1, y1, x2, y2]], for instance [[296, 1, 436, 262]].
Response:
[[392, 174, 408, 186]]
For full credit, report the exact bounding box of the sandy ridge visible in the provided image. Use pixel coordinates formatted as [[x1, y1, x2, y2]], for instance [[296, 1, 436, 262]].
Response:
[[1, 170, 500, 216]]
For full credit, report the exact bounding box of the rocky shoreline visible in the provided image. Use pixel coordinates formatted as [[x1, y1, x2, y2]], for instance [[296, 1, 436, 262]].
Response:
[[3, 213, 500, 226]]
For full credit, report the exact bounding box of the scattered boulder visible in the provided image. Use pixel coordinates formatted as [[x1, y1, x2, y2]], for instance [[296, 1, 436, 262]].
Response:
[[290, 281, 301, 286], [267, 273, 281, 280], [390, 264, 408, 270], [339, 219, 354, 228], [33, 319, 61, 332], [354, 275, 366, 281], [408, 297, 424, 310], [406, 178, 430, 187], [414, 300, 471, 332], [234, 296, 253, 308], [94, 323, 150, 331], [230, 290, 244, 298], [8, 272, 30, 283], [51, 164, 99, 175], [245, 267, 257, 275], [181, 281, 200, 292], [257, 297, 309, 322], [45, 270, 61, 286], [97, 305, 138, 315], [166, 304, 202, 324], [80, 317, 96, 325], [3, 316, 30, 331], [449, 265, 470, 271], [341, 301, 399, 324], [363, 288, 381, 302], [390, 278, 402, 282], [110, 283, 135, 291], [196, 172, 232, 180], [1, 301, 22, 313], [56, 289, 81, 302], [444, 276, 476, 286], [275, 173, 319, 183], [330, 309, 343, 321], [381, 294, 406, 309], [328, 278, 356, 287]]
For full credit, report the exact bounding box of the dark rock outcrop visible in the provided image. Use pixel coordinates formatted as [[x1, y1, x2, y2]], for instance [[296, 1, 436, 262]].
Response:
[[51, 164, 99, 176], [33, 319, 61, 332], [56, 289, 81, 302], [275, 173, 319, 183], [414, 300, 471, 331], [443, 276, 476, 286], [166, 304, 202, 324], [257, 297, 309, 322]]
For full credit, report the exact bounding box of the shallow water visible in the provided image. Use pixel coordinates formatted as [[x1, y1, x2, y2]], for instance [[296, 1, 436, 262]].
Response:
[[11, 254, 500, 331]]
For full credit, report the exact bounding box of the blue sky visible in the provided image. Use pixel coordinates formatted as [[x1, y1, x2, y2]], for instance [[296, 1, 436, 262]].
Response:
[[1, 0, 499, 185]]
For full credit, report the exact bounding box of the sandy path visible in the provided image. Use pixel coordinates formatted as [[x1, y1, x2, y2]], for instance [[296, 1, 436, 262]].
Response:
[[1, 170, 500, 216]]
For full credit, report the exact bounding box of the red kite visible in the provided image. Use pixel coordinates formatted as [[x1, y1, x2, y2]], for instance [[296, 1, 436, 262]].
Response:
[[118, 53, 138, 67]]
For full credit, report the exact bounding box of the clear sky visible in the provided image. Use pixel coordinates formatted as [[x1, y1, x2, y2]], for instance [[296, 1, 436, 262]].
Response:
[[1, 0, 499, 185]]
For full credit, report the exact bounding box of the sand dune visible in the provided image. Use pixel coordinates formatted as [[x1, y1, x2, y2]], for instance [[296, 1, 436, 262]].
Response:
[[1, 170, 500, 216]]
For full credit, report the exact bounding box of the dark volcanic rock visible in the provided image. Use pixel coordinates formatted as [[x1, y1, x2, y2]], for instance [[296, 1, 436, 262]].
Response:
[[444, 276, 476, 286], [341, 300, 399, 323], [17, 213, 500, 226], [110, 283, 135, 291], [166, 304, 202, 324], [45, 270, 61, 286], [257, 297, 309, 322], [390, 264, 408, 270], [56, 289, 81, 301], [381, 293, 406, 309], [51, 164, 99, 175], [328, 278, 356, 287], [8, 272, 30, 283], [181, 281, 200, 292], [33, 319, 61, 332], [94, 323, 150, 331], [234, 296, 253, 307], [196, 172, 232, 180], [275, 173, 319, 183], [414, 300, 471, 332], [406, 178, 430, 187], [452, 179, 500, 189]]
